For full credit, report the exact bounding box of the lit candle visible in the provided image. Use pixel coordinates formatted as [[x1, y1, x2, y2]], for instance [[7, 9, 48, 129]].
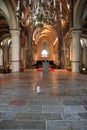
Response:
[[60, 3, 62, 12]]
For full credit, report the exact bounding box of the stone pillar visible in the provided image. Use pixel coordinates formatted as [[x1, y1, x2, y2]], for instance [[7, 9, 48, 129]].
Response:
[[10, 29, 20, 72], [71, 29, 81, 72]]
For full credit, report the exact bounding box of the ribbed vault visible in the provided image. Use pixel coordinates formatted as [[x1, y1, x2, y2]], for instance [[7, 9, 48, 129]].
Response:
[[33, 24, 58, 46]]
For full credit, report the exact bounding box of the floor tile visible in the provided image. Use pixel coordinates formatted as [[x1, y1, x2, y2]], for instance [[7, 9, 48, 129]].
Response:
[[0, 69, 87, 130], [9, 100, 27, 106]]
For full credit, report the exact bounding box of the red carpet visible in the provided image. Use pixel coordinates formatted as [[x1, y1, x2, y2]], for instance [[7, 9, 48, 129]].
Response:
[[37, 68, 55, 72]]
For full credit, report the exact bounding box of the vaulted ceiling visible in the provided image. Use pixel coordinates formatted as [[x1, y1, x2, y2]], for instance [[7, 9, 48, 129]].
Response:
[[0, 0, 87, 45], [0, 12, 10, 42]]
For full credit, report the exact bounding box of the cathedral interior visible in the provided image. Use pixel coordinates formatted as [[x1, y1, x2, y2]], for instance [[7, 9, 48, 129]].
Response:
[[0, 1, 87, 129], [0, 0, 87, 73]]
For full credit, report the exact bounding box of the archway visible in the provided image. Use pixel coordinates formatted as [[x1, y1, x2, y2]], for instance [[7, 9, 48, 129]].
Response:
[[33, 24, 59, 67]]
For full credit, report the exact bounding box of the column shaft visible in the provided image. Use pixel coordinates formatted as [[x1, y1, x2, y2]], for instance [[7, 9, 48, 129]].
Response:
[[71, 29, 81, 72], [10, 29, 20, 72]]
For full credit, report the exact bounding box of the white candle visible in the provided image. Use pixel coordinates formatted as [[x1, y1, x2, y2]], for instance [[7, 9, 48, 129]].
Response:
[[29, 0, 31, 5], [37, 86, 40, 94], [54, 0, 56, 8], [60, 3, 62, 12], [18, 0, 20, 10]]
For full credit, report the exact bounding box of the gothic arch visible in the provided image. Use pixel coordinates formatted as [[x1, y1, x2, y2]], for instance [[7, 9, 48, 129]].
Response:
[[74, 0, 87, 29], [0, 0, 17, 29]]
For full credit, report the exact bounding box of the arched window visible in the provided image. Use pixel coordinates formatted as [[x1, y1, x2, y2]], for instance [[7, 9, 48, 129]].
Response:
[[41, 41, 49, 57], [41, 49, 48, 57]]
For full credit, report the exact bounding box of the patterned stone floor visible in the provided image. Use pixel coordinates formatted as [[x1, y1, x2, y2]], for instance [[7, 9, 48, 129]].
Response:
[[0, 69, 87, 130]]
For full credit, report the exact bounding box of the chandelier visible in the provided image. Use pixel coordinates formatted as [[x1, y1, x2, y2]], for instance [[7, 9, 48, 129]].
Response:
[[16, 0, 63, 31]]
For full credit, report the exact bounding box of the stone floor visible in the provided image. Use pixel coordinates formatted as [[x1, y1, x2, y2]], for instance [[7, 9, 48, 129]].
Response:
[[0, 69, 87, 130]]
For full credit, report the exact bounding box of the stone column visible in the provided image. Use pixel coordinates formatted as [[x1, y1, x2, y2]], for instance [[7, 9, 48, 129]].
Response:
[[10, 29, 20, 72], [71, 29, 81, 72]]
